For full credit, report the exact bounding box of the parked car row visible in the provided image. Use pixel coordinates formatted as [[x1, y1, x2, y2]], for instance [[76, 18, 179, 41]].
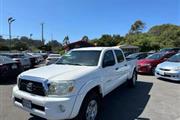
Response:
[[0, 55, 23, 79], [0, 52, 49, 80], [137, 52, 176, 74], [126, 47, 180, 81], [0, 53, 31, 70]]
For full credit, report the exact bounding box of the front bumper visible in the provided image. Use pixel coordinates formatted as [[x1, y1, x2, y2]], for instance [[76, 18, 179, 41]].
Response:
[[155, 69, 180, 81], [12, 85, 77, 120], [137, 65, 152, 74]]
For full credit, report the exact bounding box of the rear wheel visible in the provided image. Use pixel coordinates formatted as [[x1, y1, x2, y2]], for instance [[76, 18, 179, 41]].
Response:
[[128, 70, 137, 87], [75, 91, 101, 120]]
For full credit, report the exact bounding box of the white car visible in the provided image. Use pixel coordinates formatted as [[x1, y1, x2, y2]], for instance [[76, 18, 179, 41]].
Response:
[[45, 54, 61, 65], [155, 53, 180, 81], [12, 47, 137, 120]]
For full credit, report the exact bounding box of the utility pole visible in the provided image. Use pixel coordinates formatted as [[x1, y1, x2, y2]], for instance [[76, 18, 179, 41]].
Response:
[[8, 17, 15, 51], [51, 33, 53, 41], [41, 23, 44, 45]]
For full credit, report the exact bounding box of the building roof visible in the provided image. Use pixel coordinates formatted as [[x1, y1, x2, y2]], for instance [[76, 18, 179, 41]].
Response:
[[63, 40, 93, 49]]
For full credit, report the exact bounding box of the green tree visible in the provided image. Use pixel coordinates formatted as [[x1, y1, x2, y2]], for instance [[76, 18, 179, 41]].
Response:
[[0, 44, 9, 51], [47, 40, 62, 47], [82, 36, 89, 41], [38, 45, 52, 51], [129, 20, 145, 34], [46, 40, 63, 52], [148, 24, 180, 47], [13, 41, 28, 51]]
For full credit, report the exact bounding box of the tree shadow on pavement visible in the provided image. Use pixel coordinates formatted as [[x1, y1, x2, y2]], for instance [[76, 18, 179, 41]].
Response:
[[29, 116, 46, 120], [101, 81, 153, 120], [138, 73, 154, 76]]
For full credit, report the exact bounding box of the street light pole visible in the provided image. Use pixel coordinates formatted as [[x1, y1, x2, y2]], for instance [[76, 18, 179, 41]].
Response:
[[8, 17, 15, 51], [41, 23, 44, 45], [9, 22, 11, 41]]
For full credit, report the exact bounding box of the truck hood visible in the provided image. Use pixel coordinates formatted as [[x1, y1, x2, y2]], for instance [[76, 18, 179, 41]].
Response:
[[157, 61, 180, 69], [20, 64, 98, 81]]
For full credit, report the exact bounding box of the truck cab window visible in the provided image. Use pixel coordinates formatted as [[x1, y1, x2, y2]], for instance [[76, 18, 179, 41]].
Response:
[[115, 50, 124, 63], [103, 50, 115, 67]]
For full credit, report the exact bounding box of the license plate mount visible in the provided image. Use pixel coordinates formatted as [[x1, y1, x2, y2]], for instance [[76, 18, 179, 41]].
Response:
[[11, 64, 17, 69], [159, 71, 164, 75], [22, 99, 32, 109]]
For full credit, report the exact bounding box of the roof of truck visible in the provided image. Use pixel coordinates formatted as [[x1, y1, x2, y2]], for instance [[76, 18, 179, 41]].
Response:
[[72, 47, 121, 51]]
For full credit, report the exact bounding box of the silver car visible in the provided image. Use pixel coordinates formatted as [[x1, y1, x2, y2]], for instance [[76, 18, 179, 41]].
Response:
[[45, 54, 61, 65], [0, 53, 31, 70], [155, 53, 180, 81]]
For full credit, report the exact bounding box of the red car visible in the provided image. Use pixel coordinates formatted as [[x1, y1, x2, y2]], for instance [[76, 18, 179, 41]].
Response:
[[137, 52, 175, 74]]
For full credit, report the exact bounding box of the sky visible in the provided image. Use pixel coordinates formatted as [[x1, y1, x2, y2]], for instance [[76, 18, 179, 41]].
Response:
[[0, 0, 179, 43]]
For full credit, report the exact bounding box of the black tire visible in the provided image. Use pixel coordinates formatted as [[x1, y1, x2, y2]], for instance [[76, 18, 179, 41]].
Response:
[[74, 91, 101, 120], [128, 70, 137, 88], [152, 67, 156, 75]]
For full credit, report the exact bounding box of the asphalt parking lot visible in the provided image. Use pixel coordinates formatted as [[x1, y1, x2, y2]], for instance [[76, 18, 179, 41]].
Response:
[[1, 75, 180, 120]]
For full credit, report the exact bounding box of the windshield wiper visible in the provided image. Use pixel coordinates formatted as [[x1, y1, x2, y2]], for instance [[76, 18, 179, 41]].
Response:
[[56, 62, 82, 66], [56, 63, 69, 65], [67, 63, 83, 66]]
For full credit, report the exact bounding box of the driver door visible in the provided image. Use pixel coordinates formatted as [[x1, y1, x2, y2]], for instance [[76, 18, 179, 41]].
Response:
[[101, 50, 117, 95]]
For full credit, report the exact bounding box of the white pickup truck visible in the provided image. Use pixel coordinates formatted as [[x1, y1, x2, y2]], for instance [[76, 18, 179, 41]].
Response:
[[12, 47, 137, 120]]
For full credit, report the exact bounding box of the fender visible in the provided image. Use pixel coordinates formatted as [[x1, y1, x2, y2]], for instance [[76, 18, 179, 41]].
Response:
[[70, 78, 103, 118], [128, 66, 136, 80]]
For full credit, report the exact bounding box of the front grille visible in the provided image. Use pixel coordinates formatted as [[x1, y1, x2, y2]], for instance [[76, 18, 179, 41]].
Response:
[[157, 73, 171, 77], [159, 68, 171, 71], [19, 79, 46, 96]]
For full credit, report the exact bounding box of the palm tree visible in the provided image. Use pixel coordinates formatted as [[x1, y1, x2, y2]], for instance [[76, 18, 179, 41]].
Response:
[[129, 20, 145, 34], [63, 36, 70, 45]]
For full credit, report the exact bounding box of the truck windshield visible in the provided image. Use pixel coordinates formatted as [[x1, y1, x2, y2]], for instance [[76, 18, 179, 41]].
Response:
[[56, 50, 101, 66]]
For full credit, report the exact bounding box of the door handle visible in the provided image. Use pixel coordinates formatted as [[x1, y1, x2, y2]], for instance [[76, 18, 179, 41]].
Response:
[[115, 67, 119, 70]]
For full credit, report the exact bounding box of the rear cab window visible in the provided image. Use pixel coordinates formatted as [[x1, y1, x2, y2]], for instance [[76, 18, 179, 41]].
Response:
[[114, 50, 125, 63]]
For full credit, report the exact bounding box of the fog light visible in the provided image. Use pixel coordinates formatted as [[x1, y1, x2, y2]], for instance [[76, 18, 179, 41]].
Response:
[[59, 105, 65, 112]]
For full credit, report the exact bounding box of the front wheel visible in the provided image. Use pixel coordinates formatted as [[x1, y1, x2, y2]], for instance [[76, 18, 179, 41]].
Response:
[[128, 70, 137, 87], [152, 67, 156, 75], [75, 91, 101, 120]]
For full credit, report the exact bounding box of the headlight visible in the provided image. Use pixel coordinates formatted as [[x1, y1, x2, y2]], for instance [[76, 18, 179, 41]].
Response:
[[47, 81, 75, 96], [17, 76, 21, 88], [174, 67, 180, 71]]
